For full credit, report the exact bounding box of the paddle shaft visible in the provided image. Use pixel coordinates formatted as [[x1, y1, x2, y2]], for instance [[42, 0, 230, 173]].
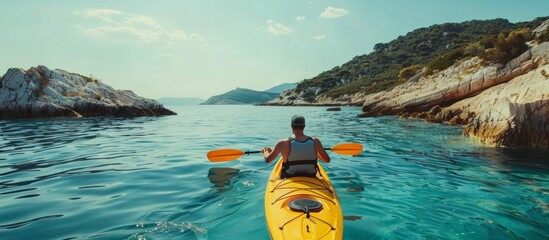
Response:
[[248, 147, 331, 152], [207, 143, 362, 162], [248, 147, 347, 154], [247, 148, 337, 154]]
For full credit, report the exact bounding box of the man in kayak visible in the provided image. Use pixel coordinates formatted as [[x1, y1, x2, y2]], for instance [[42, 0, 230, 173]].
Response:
[[261, 115, 331, 178]]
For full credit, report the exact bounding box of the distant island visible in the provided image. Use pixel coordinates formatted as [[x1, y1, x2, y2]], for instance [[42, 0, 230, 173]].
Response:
[[200, 83, 295, 105], [201, 87, 280, 105], [157, 83, 296, 106], [157, 97, 205, 106], [0, 65, 176, 119]]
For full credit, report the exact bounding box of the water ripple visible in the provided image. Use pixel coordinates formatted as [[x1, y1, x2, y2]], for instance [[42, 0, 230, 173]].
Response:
[[0, 214, 64, 230]]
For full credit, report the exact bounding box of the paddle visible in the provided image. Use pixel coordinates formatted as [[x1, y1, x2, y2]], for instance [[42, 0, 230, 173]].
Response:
[[207, 142, 363, 162]]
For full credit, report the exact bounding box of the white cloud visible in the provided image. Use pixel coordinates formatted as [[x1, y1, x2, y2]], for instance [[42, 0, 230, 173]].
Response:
[[320, 6, 350, 19], [266, 19, 293, 36], [167, 30, 187, 41], [125, 15, 162, 28], [82, 26, 160, 43], [189, 33, 205, 41], [312, 34, 326, 40], [75, 9, 204, 46], [295, 16, 306, 21], [75, 9, 122, 23], [155, 53, 180, 60], [166, 30, 205, 42]]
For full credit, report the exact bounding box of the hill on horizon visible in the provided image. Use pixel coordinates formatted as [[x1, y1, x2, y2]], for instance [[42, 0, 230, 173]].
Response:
[[264, 83, 297, 93], [201, 88, 279, 105]]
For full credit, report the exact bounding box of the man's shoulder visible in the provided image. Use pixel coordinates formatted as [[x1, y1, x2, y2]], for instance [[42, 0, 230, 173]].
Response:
[[274, 138, 291, 151], [277, 138, 291, 144], [310, 137, 323, 144]]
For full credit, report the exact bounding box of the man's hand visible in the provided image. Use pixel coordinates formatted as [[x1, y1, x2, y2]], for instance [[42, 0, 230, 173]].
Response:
[[261, 147, 273, 162]]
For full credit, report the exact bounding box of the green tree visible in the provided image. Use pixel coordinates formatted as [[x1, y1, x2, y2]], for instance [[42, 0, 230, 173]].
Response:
[[373, 43, 388, 51], [424, 48, 465, 76], [483, 28, 532, 64], [536, 28, 549, 43], [398, 65, 422, 80]]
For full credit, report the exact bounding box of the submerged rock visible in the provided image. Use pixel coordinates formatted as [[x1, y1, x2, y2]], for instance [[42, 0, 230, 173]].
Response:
[[0, 66, 176, 119]]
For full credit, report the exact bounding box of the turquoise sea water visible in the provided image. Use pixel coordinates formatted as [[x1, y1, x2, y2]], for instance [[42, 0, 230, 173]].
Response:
[[0, 105, 547, 240]]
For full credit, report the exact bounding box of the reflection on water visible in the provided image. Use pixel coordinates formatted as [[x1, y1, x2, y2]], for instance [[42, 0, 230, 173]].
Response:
[[343, 216, 363, 221], [207, 167, 239, 188]]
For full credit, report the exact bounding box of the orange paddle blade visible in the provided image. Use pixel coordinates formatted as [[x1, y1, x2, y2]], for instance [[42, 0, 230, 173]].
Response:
[[330, 143, 363, 155], [207, 149, 245, 162]]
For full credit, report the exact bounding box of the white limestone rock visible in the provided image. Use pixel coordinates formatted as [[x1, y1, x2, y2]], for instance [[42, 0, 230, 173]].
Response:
[[0, 65, 176, 119], [358, 40, 549, 148]]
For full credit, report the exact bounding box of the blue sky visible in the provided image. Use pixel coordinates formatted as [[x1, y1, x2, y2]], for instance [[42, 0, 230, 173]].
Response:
[[1, 0, 548, 99]]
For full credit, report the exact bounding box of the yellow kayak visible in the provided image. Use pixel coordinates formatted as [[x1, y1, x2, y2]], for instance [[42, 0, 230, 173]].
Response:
[[264, 158, 343, 240]]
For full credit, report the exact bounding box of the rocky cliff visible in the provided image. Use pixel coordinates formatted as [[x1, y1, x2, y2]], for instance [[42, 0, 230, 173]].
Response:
[[0, 66, 176, 119], [359, 41, 549, 148], [264, 18, 549, 149]]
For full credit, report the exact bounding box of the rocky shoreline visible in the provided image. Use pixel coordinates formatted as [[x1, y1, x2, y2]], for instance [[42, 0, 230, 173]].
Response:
[[0, 66, 176, 119], [265, 30, 549, 149], [357, 42, 549, 148]]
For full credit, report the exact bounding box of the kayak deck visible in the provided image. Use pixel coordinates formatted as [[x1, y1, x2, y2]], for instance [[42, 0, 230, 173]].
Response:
[[265, 158, 343, 240]]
